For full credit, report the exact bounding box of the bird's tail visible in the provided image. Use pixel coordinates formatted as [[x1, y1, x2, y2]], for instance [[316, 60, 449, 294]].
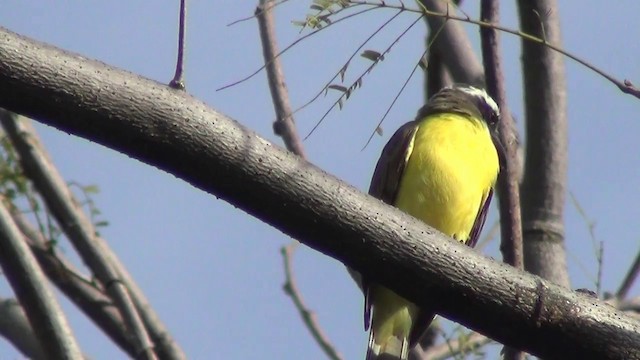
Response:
[[366, 329, 409, 360]]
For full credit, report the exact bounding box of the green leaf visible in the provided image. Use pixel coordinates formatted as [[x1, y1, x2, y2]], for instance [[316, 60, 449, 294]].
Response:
[[83, 184, 100, 194], [339, 61, 349, 82], [95, 221, 109, 228], [328, 84, 348, 93], [361, 50, 383, 62]]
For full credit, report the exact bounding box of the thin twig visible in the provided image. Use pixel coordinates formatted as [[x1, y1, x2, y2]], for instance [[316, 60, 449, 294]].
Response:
[[281, 243, 344, 360], [568, 191, 603, 291], [257, 0, 306, 157], [217, 4, 376, 91], [300, 1, 640, 99], [362, 18, 446, 150], [0, 113, 158, 360], [169, 0, 187, 89], [617, 248, 640, 300], [480, 0, 524, 358], [228, 0, 292, 26], [0, 200, 83, 359], [226, 0, 640, 102], [305, 13, 424, 140], [289, 10, 403, 124]]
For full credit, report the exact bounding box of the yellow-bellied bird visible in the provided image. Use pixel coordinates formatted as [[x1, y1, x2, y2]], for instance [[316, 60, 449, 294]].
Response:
[[363, 85, 502, 360]]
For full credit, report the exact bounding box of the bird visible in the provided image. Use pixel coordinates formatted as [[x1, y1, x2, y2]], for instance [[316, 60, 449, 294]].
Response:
[[362, 85, 502, 360]]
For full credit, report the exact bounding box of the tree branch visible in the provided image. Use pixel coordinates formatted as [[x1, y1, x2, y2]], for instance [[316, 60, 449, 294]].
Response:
[[419, 0, 485, 86], [0, 297, 46, 359], [257, 2, 346, 358], [0, 27, 639, 359], [616, 247, 640, 300], [169, 0, 187, 90], [481, 0, 524, 271], [517, 0, 570, 288], [0, 201, 82, 359], [0, 112, 158, 360], [10, 209, 137, 357], [480, 1, 525, 358], [256, 0, 306, 157], [281, 243, 343, 360]]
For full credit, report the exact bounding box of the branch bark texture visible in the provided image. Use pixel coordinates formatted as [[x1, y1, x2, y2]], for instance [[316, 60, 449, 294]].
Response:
[[10, 209, 136, 357], [0, 297, 46, 359], [480, 1, 525, 358], [256, 0, 306, 157], [479, 0, 524, 273], [420, 0, 485, 86], [0, 202, 82, 359], [517, 0, 570, 287], [0, 112, 158, 360], [0, 27, 639, 359]]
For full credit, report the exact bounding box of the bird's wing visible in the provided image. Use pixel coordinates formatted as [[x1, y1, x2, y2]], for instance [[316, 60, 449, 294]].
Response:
[[368, 121, 419, 202], [466, 188, 494, 248], [363, 121, 418, 331]]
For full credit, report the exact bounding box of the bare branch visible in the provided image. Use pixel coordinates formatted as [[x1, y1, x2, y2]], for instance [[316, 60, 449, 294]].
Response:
[[290, 10, 403, 128], [257, 0, 306, 157], [362, 44, 429, 149], [423, 33, 453, 99], [517, 0, 570, 288], [480, 2, 524, 357], [0, 297, 46, 360], [568, 192, 604, 295], [217, 4, 378, 91], [419, 0, 485, 85], [305, 14, 424, 140], [11, 209, 137, 357], [281, 243, 344, 360], [481, 0, 524, 270], [1, 28, 640, 359], [0, 200, 82, 359], [169, 0, 187, 90], [0, 113, 158, 360], [617, 248, 640, 300], [228, 0, 292, 26], [346, 1, 640, 99]]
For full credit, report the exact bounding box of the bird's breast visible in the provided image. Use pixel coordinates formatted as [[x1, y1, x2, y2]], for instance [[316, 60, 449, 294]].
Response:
[[394, 114, 499, 241]]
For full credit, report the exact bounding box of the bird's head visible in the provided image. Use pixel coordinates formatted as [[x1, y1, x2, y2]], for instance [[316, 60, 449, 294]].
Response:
[[419, 85, 501, 128]]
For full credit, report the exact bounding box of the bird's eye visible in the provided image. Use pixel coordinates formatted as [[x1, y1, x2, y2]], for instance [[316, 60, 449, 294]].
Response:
[[478, 101, 499, 127]]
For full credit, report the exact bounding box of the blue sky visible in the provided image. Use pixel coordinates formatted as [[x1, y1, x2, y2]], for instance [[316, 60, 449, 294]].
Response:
[[1, 1, 640, 359]]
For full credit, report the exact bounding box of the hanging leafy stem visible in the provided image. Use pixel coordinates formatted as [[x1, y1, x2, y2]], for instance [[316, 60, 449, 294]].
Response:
[[222, 0, 640, 143]]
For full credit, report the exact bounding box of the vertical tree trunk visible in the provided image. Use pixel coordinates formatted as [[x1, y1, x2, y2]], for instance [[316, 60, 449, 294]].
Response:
[[518, 0, 570, 287]]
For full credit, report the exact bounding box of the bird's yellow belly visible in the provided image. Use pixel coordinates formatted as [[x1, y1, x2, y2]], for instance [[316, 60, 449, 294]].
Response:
[[394, 115, 499, 242], [369, 114, 499, 350]]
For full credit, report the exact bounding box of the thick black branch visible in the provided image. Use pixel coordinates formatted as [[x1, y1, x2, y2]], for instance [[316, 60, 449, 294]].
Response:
[[0, 27, 639, 360]]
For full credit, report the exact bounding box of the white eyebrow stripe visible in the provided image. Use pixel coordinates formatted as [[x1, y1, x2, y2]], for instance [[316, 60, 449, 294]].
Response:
[[457, 86, 500, 116]]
